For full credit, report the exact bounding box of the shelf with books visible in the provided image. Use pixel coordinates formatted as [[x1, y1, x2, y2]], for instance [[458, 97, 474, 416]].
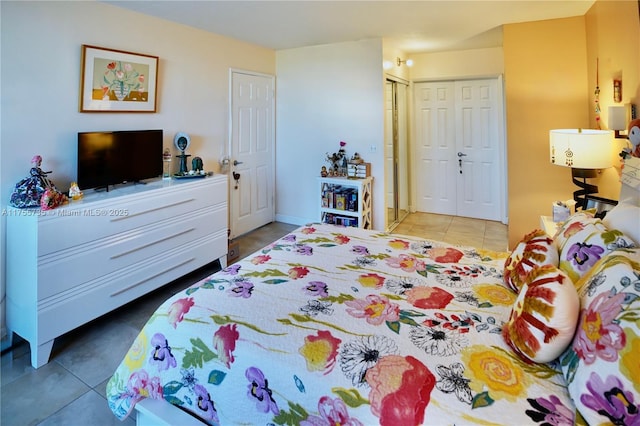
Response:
[[318, 176, 372, 229]]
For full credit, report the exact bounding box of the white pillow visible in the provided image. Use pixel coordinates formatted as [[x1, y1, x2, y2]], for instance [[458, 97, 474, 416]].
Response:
[[502, 265, 579, 363], [602, 199, 640, 245]]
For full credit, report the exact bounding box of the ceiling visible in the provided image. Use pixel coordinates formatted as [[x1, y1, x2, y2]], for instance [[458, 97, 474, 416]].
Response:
[[104, 0, 595, 54]]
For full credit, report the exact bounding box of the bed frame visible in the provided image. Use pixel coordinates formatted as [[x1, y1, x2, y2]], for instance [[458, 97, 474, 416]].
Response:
[[135, 399, 204, 426]]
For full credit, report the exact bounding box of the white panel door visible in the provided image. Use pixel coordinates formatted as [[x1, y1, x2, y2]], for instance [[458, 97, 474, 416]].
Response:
[[455, 79, 501, 220], [413, 78, 504, 221], [230, 71, 275, 238], [413, 81, 457, 215]]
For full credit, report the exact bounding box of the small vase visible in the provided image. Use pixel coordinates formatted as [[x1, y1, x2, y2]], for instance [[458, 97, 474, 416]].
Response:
[[113, 85, 130, 101]]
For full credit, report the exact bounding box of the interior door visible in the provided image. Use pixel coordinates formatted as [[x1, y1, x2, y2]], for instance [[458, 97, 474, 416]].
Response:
[[396, 82, 409, 222], [413, 78, 504, 221], [414, 81, 457, 215], [455, 79, 502, 220], [229, 70, 275, 238], [385, 82, 395, 223], [385, 78, 410, 230]]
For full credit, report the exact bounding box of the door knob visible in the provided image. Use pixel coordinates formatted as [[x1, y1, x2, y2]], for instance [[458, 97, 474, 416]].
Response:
[[457, 152, 467, 157], [233, 160, 243, 166]]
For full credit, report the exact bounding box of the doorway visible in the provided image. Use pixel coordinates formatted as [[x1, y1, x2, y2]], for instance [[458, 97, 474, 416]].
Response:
[[385, 78, 410, 231], [229, 70, 275, 239], [413, 77, 506, 222]]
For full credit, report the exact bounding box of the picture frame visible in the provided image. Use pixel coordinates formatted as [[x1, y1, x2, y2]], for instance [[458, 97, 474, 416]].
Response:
[[80, 45, 158, 113], [584, 195, 618, 219]]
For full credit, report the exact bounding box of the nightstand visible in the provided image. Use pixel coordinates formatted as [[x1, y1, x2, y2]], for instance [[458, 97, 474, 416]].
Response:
[[540, 215, 561, 237]]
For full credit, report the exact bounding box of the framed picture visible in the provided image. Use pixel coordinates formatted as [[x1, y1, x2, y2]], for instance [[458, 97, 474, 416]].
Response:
[[80, 45, 158, 112], [585, 195, 618, 219]]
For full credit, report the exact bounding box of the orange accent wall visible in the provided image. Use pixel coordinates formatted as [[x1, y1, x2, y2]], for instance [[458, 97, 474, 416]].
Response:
[[504, 16, 589, 248], [504, 0, 639, 248], [585, 0, 640, 198]]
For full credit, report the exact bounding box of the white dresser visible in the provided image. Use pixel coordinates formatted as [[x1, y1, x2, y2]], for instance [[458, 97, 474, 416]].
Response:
[[6, 175, 228, 368]]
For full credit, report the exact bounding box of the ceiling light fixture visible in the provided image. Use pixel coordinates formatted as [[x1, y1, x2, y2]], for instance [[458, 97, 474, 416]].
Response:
[[396, 57, 413, 67]]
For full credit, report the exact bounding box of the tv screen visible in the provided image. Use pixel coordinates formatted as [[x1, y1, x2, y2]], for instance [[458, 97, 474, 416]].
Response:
[[78, 129, 163, 191]]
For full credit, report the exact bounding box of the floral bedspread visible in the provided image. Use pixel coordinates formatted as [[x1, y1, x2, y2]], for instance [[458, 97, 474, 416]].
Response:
[[107, 223, 575, 425]]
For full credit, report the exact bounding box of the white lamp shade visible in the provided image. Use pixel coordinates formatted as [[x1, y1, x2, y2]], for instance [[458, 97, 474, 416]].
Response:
[[549, 129, 614, 169], [608, 105, 628, 131]]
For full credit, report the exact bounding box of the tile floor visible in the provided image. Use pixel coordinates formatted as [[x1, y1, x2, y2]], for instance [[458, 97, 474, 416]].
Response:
[[0, 214, 505, 426], [392, 212, 508, 252]]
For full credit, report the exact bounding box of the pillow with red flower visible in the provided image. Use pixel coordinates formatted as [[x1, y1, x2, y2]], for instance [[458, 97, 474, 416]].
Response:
[[504, 229, 558, 293], [558, 248, 640, 426], [553, 213, 636, 283], [502, 264, 579, 364]]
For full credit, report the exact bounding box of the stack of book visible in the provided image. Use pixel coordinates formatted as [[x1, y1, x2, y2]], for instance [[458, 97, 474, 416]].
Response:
[[322, 185, 358, 211], [347, 162, 370, 178]]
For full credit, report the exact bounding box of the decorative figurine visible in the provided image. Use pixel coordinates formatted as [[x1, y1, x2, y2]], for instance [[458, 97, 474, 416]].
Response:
[[341, 156, 348, 176], [320, 166, 328, 177], [174, 132, 191, 175], [192, 157, 204, 172], [69, 182, 83, 200], [620, 118, 640, 160], [10, 155, 66, 209]]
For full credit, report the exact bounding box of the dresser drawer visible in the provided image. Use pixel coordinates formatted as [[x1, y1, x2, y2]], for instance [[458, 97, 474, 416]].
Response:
[[37, 206, 226, 301], [35, 232, 226, 345], [37, 178, 227, 256]]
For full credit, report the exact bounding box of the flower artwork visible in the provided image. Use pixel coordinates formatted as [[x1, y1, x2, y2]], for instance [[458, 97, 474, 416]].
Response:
[[80, 45, 158, 112], [99, 59, 147, 102]]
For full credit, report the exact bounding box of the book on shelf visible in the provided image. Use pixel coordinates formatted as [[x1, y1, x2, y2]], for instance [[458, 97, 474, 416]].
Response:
[[323, 212, 358, 227]]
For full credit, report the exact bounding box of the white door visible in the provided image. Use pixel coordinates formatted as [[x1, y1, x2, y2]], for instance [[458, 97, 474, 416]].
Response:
[[229, 70, 275, 238], [455, 79, 502, 220], [414, 78, 504, 221], [414, 81, 457, 215]]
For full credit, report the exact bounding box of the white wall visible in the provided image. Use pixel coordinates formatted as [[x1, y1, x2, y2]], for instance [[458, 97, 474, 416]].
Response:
[[0, 1, 275, 342], [275, 39, 386, 229]]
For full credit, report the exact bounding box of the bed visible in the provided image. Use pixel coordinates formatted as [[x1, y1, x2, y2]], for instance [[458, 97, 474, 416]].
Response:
[[107, 198, 640, 425]]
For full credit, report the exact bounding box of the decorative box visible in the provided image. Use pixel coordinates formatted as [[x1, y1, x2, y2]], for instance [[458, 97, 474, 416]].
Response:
[[347, 162, 371, 178]]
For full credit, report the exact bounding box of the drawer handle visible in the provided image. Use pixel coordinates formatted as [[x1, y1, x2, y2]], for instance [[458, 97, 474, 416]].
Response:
[[110, 257, 195, 297], [111, 198, 196, 222], [111, 228, 196, 259]]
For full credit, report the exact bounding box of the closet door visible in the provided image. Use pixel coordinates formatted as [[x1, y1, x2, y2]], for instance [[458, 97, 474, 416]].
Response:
[[455, 79, 501, 220], [414, 81, 457, 215], [413, 78, 503, 221], [385, 78, 410, 231]]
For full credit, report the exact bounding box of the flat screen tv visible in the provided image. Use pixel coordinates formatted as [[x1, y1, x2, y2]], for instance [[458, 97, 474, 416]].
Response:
[[77, 129, 163, 191]]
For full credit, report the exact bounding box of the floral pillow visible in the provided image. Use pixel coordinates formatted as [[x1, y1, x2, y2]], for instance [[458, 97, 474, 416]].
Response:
[[502, 265, 579, 363], [559, 248, 640, 425], [554, 213, 635, 283], [504, 229, 558, 293]]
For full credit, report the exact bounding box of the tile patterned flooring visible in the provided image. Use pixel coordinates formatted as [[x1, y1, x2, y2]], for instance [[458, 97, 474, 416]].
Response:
[[0, 214, 505, 426], [392, 212, 508, 252]]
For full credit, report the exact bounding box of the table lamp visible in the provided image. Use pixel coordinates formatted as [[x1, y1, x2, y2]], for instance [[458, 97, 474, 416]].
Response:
[[549, 129, 614, 210], [608, 105, 628, 138]]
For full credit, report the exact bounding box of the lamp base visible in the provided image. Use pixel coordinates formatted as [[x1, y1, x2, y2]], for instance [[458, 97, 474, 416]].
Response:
[[571, 168, 598, 211]]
